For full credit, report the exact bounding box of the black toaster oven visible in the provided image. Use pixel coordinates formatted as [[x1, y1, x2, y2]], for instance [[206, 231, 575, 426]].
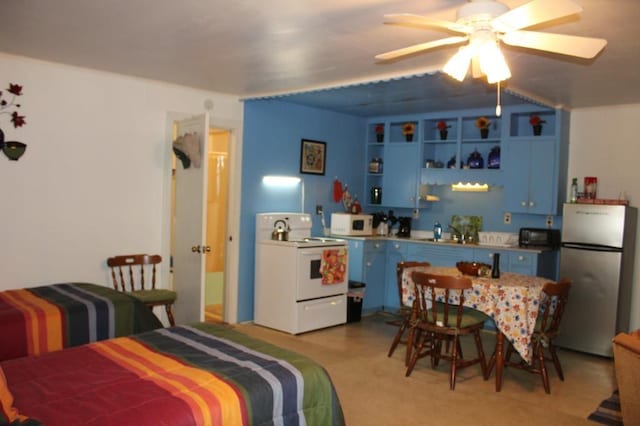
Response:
[[518, 228, 561, 248]]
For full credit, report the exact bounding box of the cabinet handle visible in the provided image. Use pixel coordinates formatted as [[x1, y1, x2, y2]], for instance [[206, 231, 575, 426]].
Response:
[[374, 243, 380, 249], [394, 244, 400, 249], [518, 255, 524, 261], [521, 201, 527, 207], [366, 261, 372, 267], [529, 201, 535, 207]]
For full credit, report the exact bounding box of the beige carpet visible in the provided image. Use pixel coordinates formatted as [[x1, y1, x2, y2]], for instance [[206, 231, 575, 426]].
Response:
[[235, 313, 615, 426]]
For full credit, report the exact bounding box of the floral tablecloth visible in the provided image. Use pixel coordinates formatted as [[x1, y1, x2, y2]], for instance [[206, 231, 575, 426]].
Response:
[[402, 266, 549, 363]]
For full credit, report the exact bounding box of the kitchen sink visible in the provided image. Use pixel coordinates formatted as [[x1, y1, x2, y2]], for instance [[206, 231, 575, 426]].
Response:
[[414, 238, 467, 245]]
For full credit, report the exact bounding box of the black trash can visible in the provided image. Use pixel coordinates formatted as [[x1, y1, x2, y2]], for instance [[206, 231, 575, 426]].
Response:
[[347, 280, 366, 323]]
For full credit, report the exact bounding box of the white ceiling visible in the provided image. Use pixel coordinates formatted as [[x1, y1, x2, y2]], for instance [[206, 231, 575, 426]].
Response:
[[1, 0, 639, 116]]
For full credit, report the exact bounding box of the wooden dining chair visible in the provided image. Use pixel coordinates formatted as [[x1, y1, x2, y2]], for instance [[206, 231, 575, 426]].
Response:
[[387, 261, 431, 365], [107, 254, 177, 326], [503, 279, 571, 393], [406, 271, 489, 390]]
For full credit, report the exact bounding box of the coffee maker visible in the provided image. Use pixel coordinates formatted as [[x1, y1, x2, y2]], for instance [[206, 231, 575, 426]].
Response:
[[397, 217, 412, 238]]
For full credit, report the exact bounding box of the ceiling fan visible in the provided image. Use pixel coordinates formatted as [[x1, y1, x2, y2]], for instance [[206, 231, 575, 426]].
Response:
[[375, 0, 607, 84]]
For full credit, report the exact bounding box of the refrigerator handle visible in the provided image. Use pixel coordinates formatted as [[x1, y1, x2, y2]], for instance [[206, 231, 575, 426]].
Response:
[[561, 242, 623, 252]]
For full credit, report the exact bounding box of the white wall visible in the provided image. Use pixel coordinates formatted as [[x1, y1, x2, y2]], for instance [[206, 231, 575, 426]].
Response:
[[569, 104, 640, 330], [0, 53, 242, 290]]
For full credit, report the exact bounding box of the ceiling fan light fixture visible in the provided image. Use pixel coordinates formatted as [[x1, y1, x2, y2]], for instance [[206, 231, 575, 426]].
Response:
[[479, 42, 511, 83], [443, 46, 473, 82]]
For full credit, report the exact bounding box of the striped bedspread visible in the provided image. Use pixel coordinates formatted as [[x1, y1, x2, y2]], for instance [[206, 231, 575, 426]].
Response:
[[3, 323, 345, 426], [0, 282, 162, 361]]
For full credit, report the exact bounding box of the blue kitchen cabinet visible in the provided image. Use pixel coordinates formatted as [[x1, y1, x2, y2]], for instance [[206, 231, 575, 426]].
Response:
[[502, 108, 568, 215], [407, 242, 474, 266], [362, 240, 387, 312], [503, 137, 556, 214], [383, 240, 409, 311], [472, 247, 510, 271], [509, 250, 558, 279], [381, 144, 420, 208], [346, 239, 365, 282], [345, 238, 387, 312]]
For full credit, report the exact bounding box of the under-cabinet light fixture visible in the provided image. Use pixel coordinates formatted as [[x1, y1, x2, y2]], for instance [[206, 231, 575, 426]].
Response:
[[451, 182, 489, 192], [262, 175, 301, 187], [262, 175, 305, 213]]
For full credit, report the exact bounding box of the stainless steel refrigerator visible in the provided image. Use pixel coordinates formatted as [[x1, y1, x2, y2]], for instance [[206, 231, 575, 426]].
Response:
[[557, 203, 637, 356]]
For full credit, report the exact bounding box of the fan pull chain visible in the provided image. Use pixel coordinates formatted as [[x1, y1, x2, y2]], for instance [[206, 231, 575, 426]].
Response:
[[496, 80, 502, 117]]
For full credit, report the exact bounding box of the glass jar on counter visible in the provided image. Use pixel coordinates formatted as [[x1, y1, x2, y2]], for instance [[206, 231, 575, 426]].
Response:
[[369, 157, 383, 174]]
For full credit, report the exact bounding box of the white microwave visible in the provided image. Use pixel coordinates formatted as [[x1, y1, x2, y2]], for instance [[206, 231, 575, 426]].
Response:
[[330, 213, 373, 236]]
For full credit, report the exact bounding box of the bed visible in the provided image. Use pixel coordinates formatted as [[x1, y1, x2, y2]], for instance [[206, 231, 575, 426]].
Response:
[[0, 282, 162, 361], [0, 322, 345, 426]]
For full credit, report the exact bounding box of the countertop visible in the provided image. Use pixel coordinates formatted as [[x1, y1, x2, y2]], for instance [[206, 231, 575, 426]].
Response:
[[330, 234, 555, 253]]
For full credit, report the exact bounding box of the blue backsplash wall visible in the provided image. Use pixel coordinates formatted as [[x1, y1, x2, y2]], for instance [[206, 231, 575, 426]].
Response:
[[238, 100, 561, 322], [369, 185, 560, 235], [239, 100, 365, 322]]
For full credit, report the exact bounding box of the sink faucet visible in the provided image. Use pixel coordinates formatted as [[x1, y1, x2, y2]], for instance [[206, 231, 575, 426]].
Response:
[[448, 224, 468, 244]]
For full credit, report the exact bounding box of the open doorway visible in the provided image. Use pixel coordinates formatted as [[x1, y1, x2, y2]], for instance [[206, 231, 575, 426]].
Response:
[[170, 121, 230, 325], [204, 128, 229, 323]]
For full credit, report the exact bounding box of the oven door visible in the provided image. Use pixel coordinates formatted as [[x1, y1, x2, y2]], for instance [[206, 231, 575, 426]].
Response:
[[296, 245, 348, 301]]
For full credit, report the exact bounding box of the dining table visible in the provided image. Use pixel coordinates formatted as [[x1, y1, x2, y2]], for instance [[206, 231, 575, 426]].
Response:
[[400, 265, 551, 391]]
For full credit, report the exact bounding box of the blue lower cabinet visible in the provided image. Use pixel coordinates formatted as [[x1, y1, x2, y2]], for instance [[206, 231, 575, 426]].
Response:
[[472, 248, 510, 272], [362, 240, 386, 312], [407, 243, 474, 266], [347, 240, 365, 282], [384, 241, 408, 311]]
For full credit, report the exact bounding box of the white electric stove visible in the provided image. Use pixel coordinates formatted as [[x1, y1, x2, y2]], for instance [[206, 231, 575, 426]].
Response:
[[254, 213, 348, 334]]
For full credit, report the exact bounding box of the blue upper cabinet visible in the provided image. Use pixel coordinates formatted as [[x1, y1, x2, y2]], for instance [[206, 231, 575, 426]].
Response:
[[364, 106, 568, 214], [502, 108, 569, 215]]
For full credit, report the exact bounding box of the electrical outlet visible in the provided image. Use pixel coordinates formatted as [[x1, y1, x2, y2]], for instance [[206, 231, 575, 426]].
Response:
[[504, 212, 511, 224], [315, 205, 323, 215], [412, 209, 419, 219], [546, 215, 554, 227]]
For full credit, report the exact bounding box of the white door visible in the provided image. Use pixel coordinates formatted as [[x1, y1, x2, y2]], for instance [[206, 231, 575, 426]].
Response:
[[173, 114, 209, 324]]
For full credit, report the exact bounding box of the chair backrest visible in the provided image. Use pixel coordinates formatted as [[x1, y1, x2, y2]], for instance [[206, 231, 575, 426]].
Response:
[[107, 254, 162, 292], [537, 278, 571, 336], [396, 261, 431, 308], [411, 271, 472, 328]]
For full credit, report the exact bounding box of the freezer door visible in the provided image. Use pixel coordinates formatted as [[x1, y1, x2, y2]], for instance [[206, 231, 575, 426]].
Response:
[[562, 204, 626, 247], [557, 246, 623, 356]]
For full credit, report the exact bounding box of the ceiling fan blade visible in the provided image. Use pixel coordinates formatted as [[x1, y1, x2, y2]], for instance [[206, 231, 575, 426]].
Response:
[[384, 13, 472, 34], [502, 31, 607, 59], [492, 0, 583, 32], [375, 36, 468, 61]]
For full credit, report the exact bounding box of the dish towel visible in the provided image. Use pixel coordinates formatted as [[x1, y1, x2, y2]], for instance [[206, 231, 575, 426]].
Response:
[[320, 248, 348, 285]]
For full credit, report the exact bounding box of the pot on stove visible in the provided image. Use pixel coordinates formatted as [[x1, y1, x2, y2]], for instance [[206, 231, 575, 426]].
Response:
[[271, 219, 290, 241]]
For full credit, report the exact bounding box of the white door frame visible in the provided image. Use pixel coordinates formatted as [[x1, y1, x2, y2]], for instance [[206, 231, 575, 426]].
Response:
[[162, 111, 242, 324]]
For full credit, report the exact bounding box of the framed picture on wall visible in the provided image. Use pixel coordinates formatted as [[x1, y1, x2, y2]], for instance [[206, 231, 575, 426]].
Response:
[[300, 139, 326, 175]]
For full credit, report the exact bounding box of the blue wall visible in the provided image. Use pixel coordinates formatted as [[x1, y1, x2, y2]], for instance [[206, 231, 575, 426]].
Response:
[[238, 100, 365, 322], [238, 100, 560, 322]]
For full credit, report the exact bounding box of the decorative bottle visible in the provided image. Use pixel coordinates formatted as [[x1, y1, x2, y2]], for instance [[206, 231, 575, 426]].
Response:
[[433, 221, 442, 242], [491, 253, 500, 279], [570, 178, 578, 203]]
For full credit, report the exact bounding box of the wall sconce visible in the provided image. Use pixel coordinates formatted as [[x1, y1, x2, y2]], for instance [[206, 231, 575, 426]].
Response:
[[262, 175, 305, 212], [0, 129, 27, 161], [451, 182, 489, 192]]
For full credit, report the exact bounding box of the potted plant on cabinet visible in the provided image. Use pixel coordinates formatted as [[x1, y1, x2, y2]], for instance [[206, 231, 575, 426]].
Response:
[[375, 123, 384, 142], [402, 122, 415, 142], [529, 114, 546, 136], [437, 120, 450, 140], [475, 116, 490, 139]]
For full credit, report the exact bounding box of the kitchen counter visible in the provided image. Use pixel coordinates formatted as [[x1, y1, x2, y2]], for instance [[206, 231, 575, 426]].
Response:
[[331, 234, 554, 253], [337, 233, 560, 314]]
